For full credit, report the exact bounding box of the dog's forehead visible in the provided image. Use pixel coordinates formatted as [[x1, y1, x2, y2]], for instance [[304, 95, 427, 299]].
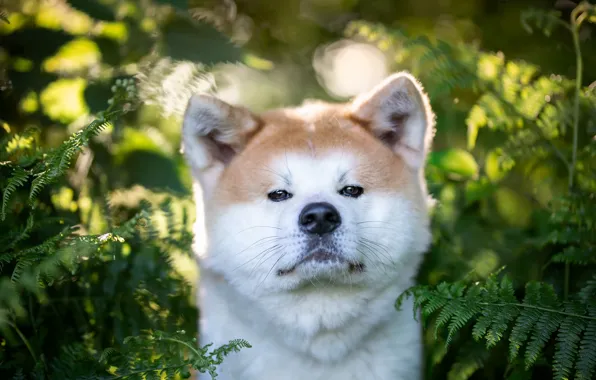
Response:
[[213, 102, 409, 205], [248, 104, 370, 158]]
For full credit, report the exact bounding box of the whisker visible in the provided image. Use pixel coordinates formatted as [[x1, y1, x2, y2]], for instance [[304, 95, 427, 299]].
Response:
[[355, 220, 401, 228], [356, 246, 389, 276], [230, 237, 285, 271], [247, 244, 284, 278], [359, 237, 395, 266], [209, 227, 282, 257], [255, 248, 288, 291], [237, 226, 282, 233]]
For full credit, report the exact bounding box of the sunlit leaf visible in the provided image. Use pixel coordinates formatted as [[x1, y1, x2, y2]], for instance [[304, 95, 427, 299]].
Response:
[[465, 177, 495, 205], [42, 38, 101, 73], [429, 149, 479, 180], [493, 187, 533, 228], [40, 78, 89, 123], [485, 150, 514, 182]]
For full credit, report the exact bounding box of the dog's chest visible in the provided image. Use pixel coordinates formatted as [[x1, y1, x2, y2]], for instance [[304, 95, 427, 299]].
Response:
[[223, 315, 420, 380], [198, 272, 422, 380]]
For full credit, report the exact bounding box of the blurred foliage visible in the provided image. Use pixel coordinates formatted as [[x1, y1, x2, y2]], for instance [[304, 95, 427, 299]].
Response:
[[0, 0, 595, 379], [349, 2, 596, 379], [0, 0, 247, 378]]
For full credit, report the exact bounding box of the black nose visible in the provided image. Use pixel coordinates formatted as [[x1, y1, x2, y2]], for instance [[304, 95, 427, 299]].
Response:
[[299, 202, 341, 235]]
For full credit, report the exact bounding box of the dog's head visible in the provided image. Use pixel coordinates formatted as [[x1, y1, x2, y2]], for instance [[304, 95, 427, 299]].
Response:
[[182, 72, 435, 295]]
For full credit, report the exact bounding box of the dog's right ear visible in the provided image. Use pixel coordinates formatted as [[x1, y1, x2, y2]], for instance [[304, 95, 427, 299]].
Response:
[[181, 94, 261, 194]]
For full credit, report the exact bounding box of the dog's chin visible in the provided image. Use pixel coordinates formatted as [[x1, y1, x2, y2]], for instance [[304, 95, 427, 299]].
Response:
[[276, 249, 365, 279]]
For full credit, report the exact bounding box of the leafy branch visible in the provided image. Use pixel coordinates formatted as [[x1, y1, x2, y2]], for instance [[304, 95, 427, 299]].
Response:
[[101, 330, 251, 379], [372, 2, 596, 379], [398, 276, 596, 379]]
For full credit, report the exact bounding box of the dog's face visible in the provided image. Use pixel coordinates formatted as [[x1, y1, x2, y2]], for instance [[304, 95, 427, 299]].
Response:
[[183, 73, 434, 295]]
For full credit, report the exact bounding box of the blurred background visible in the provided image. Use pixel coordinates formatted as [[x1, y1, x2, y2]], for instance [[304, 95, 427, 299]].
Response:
[[0, 0, 595, 379]]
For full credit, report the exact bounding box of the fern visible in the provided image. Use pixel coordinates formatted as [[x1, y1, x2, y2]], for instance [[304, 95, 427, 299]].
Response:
[[102, 330, 251, 379], [351, 2, 596, 378], [1, 166, 29, 220], [0, 72, 228, 378], [399, 275, 596, 378], [28, 118, 110, 203], [1, 77, 139, 207], [576, 310, 596, 380]]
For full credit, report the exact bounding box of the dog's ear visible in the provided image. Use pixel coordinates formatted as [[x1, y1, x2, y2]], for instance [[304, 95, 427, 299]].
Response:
[[349, 72, 435, 169], [181, 94, 261, 193]]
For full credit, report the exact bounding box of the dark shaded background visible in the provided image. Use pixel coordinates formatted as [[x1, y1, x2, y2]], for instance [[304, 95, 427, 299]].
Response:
[[0, 0, 594, 379]]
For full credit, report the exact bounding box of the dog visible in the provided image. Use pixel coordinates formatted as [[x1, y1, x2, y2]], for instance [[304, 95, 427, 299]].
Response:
[[181, 72, 435, 380]]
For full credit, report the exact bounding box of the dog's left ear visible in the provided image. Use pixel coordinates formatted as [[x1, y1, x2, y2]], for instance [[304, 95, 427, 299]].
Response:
[[349, 72, 435, 169]]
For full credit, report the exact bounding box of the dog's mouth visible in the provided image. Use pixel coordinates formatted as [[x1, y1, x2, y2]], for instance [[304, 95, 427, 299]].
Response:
[[277, 249, 365, 276]]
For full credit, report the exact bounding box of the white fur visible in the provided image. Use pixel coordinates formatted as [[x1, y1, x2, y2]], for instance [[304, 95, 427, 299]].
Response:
[[195, 151, 430, 380], [183, 73, 434, 380]]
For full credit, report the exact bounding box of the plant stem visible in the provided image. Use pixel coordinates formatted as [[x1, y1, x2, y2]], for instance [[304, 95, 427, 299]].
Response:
[[162, 337, 202, 358], [478, 302, 596, 321], [109, 338, 202, 379], [420, 293, 596, 321], [110, 364, 187, 379], [563, 3, 587, 301], [10, 322, 38, 364], [564, 263, 570, 300], [569, 7, 584, 193]]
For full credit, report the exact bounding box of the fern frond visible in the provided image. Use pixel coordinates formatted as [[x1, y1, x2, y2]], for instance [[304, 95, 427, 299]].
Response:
[[11, 369, 26, 380], [576, 313, 596, 380], [578, 276, 596, 303], [10, 227, 71, 283], [1, 166, 30, 220], [485, 277, 519, 348], [104, 330, 250, 380], [509, 282, 543, 361], [404, 275, 596, 377], [445, 298, 481, 345], [551, 246, 596, 265], [447, 341, 490, 380], [554, 303, 587, 379], [525, 309, 563, 369], [520, 8, 566, 36], [28, 119, 111, 203], [10, 257, 32, 283]]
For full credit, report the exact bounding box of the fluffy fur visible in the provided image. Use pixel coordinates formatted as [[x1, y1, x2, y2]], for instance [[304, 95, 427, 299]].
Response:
[[181, 72, 436, 380]]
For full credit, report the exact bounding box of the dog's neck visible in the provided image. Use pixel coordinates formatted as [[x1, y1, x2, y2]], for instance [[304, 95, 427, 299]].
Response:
[[199, 262, 418, 363]]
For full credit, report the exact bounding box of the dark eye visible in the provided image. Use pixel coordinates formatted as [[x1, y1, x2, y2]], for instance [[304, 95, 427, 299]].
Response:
[[339, 185, 364, 198], [267, 189, 293, 202]]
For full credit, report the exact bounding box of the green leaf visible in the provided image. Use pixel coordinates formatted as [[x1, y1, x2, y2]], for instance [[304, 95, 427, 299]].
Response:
[[485, 150, 514, 182], [428, 149, 479, 180], [509, 283, 543, 361], [576, 318, 596, 380], [493, 187, 533, 228], [464, 177, 495, 205], [554, 310, 585, 380], [1, 166, 29, 220], [525, 312, 563, 369]]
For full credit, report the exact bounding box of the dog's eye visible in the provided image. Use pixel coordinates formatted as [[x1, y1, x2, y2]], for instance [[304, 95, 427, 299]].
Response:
[[268, 189, 293, 202], [339, 186, 364, 198]]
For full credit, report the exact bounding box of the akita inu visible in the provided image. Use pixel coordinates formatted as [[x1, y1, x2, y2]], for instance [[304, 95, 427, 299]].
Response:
[[182, 72, 435, 380]]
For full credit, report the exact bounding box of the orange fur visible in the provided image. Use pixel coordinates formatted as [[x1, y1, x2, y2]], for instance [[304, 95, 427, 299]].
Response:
[[211, 103, 419, 206]]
